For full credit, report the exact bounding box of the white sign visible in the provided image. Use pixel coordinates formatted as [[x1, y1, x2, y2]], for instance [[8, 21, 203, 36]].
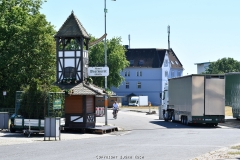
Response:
[[88, 67, 109, 76]]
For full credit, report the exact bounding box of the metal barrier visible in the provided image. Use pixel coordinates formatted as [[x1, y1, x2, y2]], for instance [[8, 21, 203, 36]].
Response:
[[96, 107, 104, 117]]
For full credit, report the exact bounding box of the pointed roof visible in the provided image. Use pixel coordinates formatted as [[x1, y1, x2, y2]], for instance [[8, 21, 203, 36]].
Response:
[[168, 48, 183, 69], [55, 11, 90, 39]]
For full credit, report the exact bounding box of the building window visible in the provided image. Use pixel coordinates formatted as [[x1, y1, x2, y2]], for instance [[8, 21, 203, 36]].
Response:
[[138, 60, 144, 66], [164, 60, 168, 67], [125, 71, 130, 77], [130, 60, 134, 66], [137, 82, 141, 89], [175, 61, 178, 65], [171, 61, 174, 65], [165, 71, 168, 77], [64, 67, 76, 79], [137, 71, 142, 77], [126, 82, 129, 89], [177, 71, 181, 77], [171, 71, 175, 78]]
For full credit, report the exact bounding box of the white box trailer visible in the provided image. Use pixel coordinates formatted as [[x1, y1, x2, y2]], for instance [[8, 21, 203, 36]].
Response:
[[129, 96, 148, 106], [160, 74, 225, 126], [139, 96, 148, 106]]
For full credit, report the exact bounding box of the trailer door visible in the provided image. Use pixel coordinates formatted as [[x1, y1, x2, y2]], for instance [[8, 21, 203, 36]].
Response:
[[205, 76, 225, 115]]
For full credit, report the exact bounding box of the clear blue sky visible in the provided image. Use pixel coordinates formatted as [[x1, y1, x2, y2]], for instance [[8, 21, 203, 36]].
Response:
[[40, 0, 240, 75]]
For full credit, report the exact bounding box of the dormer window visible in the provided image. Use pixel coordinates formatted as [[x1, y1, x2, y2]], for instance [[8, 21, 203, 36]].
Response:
[[175, 61, 178, 65], [138, 60, 144, 66], [171, 61, 174, 65], [130, 60, 134, 66]]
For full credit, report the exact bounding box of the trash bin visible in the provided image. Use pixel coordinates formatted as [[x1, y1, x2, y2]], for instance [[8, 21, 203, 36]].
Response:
[[0, 112, 9, 130], [44, 117, 61, 141]]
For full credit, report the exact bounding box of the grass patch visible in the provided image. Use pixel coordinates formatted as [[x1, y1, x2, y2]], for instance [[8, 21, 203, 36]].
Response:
[[227, 151, 240, 155], [231, 145, 240, 150]]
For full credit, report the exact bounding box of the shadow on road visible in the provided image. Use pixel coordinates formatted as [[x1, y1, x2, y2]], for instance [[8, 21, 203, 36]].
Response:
[[150, 120, 222, 129], [219, 118, 240, 129], [1, 132, 45, 138]]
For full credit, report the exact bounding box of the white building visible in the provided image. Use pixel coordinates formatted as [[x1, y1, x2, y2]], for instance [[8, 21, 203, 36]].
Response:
[[194, 62, 211, 74]]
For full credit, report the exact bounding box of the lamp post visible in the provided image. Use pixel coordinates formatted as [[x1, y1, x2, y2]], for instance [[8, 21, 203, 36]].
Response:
[[104, 0, 116, 125], [3, 91, 6, 108]]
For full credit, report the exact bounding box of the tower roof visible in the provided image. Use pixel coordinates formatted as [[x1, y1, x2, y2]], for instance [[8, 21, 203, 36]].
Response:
[[55, 11, 90, 39]]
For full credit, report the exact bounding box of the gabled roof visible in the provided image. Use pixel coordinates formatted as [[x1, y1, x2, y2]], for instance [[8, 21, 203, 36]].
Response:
[[125, 48, 183, 69], [125, 48, 165, 68], [55, 11, 90, 39], [56, 82, 105, 95], [168, 48, 183, 69]]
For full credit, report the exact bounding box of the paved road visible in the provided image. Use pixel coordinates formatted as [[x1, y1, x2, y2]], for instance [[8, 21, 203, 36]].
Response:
[[1, 109, 240, 160]]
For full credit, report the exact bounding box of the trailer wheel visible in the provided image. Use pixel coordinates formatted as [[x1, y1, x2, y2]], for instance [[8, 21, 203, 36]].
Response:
[[181, 117, 184, 124], [163, 111, 168, 121], [171, 113, 175, 122], [185, 116, 188, 125]]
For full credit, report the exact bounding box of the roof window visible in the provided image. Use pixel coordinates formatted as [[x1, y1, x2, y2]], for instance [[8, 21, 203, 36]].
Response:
[[138, 60, 144, 66], [130, 60, 134, 66]]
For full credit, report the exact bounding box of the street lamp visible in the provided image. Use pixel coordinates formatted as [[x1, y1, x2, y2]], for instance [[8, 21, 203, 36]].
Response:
[[104, 0, 116, 125], [3, 91, 6, 108]]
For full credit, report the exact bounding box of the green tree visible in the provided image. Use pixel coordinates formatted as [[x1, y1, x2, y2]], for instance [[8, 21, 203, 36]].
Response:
[[204, 58, 240, 74], [89, 37, 129, 88], [0, 0, 56, 109], [18, 82, 63, 119]]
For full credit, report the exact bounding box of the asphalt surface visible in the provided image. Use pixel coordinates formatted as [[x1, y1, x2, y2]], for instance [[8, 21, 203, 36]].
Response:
[[1, 108, 240, 160]]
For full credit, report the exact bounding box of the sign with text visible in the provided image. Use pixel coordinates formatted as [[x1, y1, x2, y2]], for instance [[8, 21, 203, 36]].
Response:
[[53, 99, 62, 110], [88, 67, 109, 76]]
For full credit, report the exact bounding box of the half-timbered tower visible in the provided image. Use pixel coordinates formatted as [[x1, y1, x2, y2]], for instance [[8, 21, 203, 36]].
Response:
[[55, 11, 89, 84]]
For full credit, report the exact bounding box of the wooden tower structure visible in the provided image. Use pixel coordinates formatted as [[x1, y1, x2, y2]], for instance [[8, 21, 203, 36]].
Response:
[[55, 11, 89, 84], [55, 11, 105, 130]]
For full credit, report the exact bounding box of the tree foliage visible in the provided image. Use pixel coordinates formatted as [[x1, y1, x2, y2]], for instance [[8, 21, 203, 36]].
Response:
[[18, 83, 63, 119], [204, 58, 240, 74], [0, 0, 56, 109], [88, 37, 129, 88]]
